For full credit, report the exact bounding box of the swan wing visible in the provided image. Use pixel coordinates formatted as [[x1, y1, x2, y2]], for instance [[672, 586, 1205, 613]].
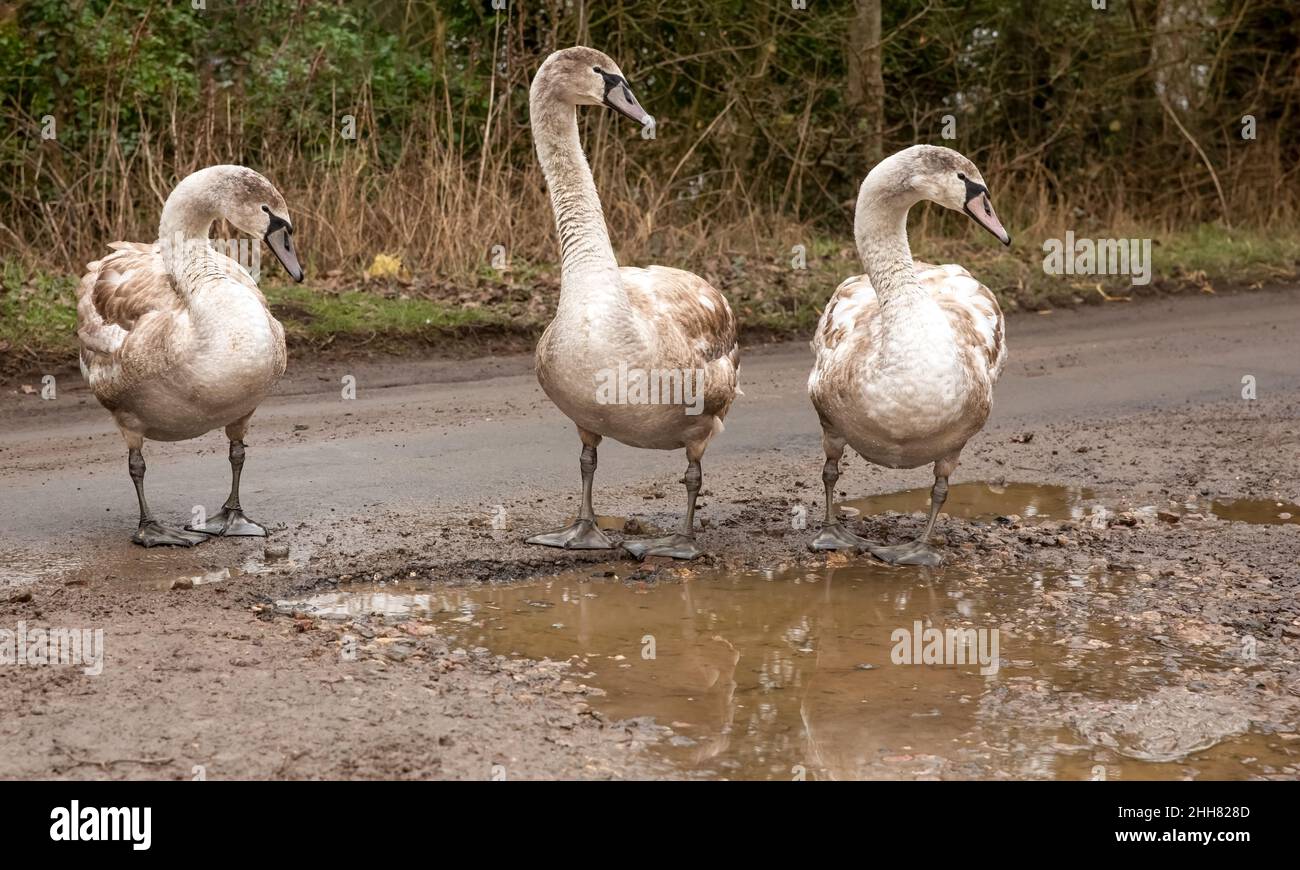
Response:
[[76, 243, 186, 405], [808, 274, 882, 410], [808, 265, 1004, 400], [81, 243, 179, 331], [917, 262, 1006, 382], [811, 274, 880, 356], [620, 265, 740, 419]]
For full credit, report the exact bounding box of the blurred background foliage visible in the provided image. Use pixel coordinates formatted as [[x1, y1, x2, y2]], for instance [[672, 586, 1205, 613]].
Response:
[[1, 0, 1297, 364]]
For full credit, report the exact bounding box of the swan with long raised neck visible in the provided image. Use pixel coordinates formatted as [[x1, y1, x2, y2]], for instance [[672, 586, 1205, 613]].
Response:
[[524, 47, 740, 560], [76, 165, 303, 546], [808, 145, 1010, 565]]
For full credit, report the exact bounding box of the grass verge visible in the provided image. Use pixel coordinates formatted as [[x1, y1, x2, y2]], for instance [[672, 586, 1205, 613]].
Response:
[[3, 224, 1296, 376]]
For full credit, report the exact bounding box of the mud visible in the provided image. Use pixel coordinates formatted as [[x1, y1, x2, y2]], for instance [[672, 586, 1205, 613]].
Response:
[[1, 285, 1298, 779], [277, 557, 1300, 780]]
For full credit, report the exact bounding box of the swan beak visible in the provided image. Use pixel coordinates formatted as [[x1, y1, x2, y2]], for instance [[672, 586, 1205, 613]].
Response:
[[964, 190, 1011, 246], [605, 82, 654, 128], [266, 227, 304, 282]]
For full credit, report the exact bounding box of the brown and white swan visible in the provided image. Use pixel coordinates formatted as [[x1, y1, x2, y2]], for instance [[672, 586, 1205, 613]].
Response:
[[524, 46, 740, 560], [808, 145, 1010, 566], [76, 165, 303, 547]]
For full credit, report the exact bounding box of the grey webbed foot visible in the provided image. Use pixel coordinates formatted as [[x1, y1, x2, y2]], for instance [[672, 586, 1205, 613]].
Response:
[[868, 540, 944, 567], [188, 508, 267, 537], [808, 522, 875, 552], [621, 533, 702, 561], [526, 518, 614, 550], [133, 521, 209, 548]]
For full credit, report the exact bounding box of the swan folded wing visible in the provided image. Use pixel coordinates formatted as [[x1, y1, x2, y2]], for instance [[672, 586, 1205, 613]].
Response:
[[812, 275, 879, 354], [621, 265, 739, 417], [807, 275, 884, 407], [918, 262, 1006, 381], [76, 242, 184, 403], [79, 243, 179, 334]]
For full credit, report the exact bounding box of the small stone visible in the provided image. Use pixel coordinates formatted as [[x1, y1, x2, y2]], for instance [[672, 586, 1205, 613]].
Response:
[[265, 543, 290, 560], [384, 644, 414, 662]]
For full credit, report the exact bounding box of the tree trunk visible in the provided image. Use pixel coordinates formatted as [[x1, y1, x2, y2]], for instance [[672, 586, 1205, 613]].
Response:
[[846, 0, 885, 164]]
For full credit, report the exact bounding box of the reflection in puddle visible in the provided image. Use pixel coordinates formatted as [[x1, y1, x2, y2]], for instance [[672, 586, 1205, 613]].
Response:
[[840, 481, 1300, 526], [1183, 496, 1299, 525], [0, 535, 307, 591], [288, 589, 445, 619], [841, 481, 1099, 522], [281, 562, 1298, 780]]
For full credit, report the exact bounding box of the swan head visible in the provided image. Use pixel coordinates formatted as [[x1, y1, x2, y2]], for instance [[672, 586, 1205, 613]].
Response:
[[533, 46, 655, 129], [218, 168, 305, 283], [162, 165, 304, 282], [876, 145, 1011, 246]]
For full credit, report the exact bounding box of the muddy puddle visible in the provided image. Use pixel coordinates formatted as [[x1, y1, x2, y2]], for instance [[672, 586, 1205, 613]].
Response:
[[5, 481, 1291, 592], [838, 481, 1299, 526], [280, 560, 1298, 780], [0, 535, 305, 591]]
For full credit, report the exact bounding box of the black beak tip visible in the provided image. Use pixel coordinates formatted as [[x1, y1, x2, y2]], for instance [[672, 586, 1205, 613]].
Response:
[[1002, 235, 1012, 247]]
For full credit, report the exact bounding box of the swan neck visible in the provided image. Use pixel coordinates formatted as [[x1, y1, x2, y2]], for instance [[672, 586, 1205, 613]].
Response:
[[157, 178, 225, 294], [853, 178, 924, 302], [530, 89, 625, 314]]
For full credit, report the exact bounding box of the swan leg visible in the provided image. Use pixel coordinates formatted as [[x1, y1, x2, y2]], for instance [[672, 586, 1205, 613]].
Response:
[[622, 453, 704, 561], [869, 455, 958, 567], [526, 429, 614, 550], [127, 445, 207, 548], [188, 425, 268, 536], [809, 432, 873, 551]]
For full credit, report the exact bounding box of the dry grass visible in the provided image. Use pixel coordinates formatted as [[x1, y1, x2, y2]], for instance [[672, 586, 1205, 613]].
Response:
[[9, 101, 1297, 287]]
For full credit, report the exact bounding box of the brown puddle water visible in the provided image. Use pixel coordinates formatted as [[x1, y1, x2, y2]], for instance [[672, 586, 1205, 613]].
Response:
[[838, 481, 1300, 525], [0, 535, 309, 591], [281, 561, 1298, 780]]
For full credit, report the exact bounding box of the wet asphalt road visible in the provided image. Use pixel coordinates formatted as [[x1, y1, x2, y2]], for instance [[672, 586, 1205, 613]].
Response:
[[1, 286, 1297, 583]]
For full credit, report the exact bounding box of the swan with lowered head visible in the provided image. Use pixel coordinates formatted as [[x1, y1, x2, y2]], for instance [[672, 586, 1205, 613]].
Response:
[[808, 145, 1010, 565], [524, 46, 740, 560], [76, 165, 303, 546]]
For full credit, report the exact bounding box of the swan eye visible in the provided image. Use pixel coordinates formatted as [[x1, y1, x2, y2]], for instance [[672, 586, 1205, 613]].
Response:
[[957, 172, 967, 181]]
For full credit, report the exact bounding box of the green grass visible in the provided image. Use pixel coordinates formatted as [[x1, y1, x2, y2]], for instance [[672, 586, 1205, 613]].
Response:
[[264, 283, 509, 343], [0, 262, 79, 366], [0, 265, 520, 372], [1152, 224, 1300, 284], [2, 223, 1296, 373], [906, 223, 1300, 310]]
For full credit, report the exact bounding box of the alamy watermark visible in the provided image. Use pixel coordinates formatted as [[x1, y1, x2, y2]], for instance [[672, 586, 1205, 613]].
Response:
[[1, 621, 104, 675], [50, 801, 150, 850], [1042, 231, 1151, 286], [594, 363, 706, 415], [891, 620, 999, 676], [158, 232, 263, 282]]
